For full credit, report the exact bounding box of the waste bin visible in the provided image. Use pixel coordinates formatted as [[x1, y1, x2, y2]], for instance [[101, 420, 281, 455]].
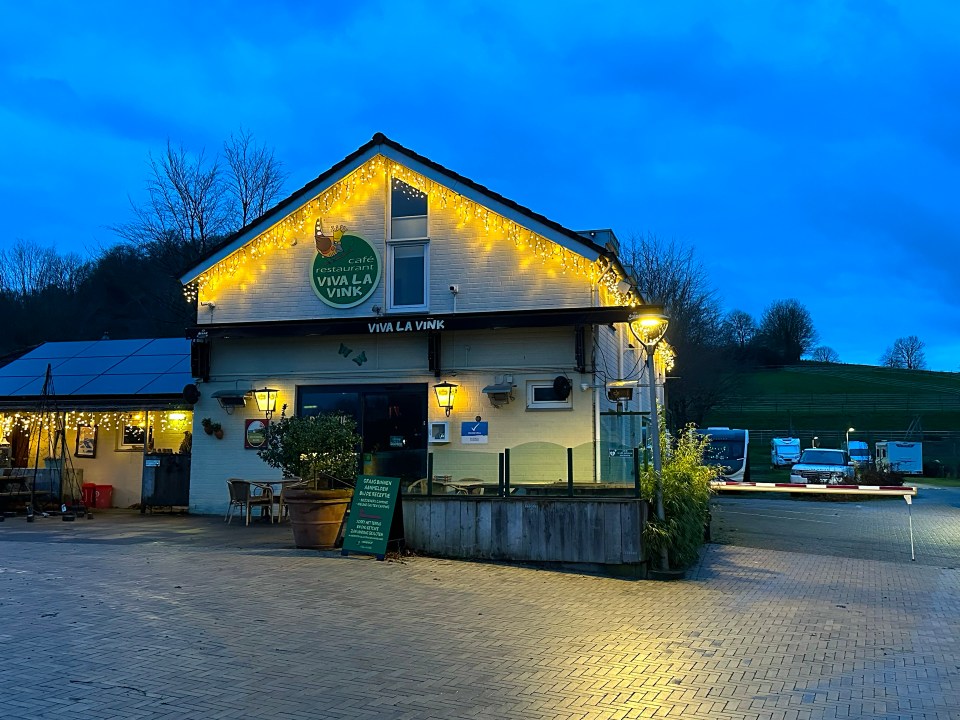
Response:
[[81, 483, 96, 508], [94, 485, 113, 509]]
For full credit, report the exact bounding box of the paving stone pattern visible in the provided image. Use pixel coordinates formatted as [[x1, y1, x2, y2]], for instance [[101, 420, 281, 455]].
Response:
[[0, 496, 958, 719]]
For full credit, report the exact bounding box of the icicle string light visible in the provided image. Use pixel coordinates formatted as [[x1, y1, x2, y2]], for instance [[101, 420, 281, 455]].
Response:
[[0, 411, 191, 437], [183, 155, 639, 306]]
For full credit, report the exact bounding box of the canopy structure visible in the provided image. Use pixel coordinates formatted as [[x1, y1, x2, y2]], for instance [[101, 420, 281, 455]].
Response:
[[0, 338, 192, 411]]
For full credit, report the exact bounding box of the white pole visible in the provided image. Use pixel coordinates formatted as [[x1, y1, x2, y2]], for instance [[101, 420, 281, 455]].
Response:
[[904, 494, 915, 561], [648, 350, 668, 571]]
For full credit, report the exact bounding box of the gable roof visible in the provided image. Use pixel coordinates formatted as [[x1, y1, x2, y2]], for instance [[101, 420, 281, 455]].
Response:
[[0, 338, 192, 410], [181, 133, 630, 285]]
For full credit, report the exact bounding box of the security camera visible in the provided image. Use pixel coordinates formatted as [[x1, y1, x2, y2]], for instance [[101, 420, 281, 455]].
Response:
[[449, 284, 459, 294]]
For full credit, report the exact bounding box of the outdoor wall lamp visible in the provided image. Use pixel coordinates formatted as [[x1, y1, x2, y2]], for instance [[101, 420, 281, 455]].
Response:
[[628, 309, 671, 572], [254, 387, 279, 419], [433, 381, 458, 417]]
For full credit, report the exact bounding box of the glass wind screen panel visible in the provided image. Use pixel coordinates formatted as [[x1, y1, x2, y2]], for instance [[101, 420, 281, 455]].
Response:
[[392, 245, 425, 306], [391, 215, 427, 239]]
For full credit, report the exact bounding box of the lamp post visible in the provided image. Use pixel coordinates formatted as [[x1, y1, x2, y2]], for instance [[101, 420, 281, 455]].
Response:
[[846, 427, 855, 449], [629, 310, 670, 571]]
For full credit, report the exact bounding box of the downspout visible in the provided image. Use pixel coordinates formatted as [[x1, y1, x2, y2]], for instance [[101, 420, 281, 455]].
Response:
[[592, 285, 601, 483]]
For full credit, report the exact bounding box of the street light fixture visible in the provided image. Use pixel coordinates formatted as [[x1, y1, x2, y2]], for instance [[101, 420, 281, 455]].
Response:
[[629, 309, 670, 571], [846, 427, 855, 449]]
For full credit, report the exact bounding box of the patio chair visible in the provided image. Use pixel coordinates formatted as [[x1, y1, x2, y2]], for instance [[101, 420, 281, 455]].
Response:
[[225, 479, 274, 526]]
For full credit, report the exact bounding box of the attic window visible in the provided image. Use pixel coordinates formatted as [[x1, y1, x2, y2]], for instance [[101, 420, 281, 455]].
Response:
[[391, 178, 427, 239], [389, 177, 429, 311]]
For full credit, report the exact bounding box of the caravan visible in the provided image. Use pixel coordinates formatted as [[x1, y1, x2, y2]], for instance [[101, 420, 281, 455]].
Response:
[[771, 437, 801, 467], [875, 441, 923, 475]]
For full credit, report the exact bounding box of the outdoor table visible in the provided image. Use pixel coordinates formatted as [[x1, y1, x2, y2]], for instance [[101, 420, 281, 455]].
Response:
[[249, 478, 304, 523]]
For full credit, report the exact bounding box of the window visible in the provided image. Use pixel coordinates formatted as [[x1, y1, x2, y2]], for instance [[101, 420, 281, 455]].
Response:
[[526, 381, 573, 410], [389, 178, 429, 311]]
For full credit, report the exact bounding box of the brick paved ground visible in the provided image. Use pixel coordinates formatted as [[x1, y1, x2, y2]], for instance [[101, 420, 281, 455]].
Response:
[[0, 489, 958, 720]]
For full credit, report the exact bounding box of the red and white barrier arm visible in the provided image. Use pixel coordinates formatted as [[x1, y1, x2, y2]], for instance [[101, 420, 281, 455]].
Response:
[[710, 481, 918, 497]]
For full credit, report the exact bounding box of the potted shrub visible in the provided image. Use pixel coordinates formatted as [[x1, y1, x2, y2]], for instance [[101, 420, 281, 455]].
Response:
[[256, 406, 361, 549], [640, 419, 717, 578]]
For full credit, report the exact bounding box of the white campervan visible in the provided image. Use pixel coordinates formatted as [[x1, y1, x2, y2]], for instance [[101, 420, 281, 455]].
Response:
[[771, 437, 801, 468]]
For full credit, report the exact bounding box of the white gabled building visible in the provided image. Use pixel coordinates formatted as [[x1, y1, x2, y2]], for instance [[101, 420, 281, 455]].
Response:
[[180, 133, 667, 515]]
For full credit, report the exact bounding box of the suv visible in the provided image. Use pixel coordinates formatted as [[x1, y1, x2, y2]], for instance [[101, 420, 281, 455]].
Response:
[[789, 449, 856, 485]]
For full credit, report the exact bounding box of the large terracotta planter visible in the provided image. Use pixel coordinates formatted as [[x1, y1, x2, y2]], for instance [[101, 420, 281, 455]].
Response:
[[284, 488, 353, 549]]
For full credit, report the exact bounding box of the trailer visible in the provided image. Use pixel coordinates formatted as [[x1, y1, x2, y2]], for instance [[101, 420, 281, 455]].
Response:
[[770, 437, 802, 467], [875, 441, 923, 475]]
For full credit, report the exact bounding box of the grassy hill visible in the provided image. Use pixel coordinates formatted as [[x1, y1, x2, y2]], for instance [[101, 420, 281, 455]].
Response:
[[700, 362, 960, 478]]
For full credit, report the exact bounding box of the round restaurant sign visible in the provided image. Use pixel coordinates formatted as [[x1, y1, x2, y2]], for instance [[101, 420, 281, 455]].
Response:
[[309, 231, 381, 309]]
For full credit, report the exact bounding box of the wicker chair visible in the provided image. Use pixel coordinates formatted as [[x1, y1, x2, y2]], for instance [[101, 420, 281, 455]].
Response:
[[225, 479, 274, 526]]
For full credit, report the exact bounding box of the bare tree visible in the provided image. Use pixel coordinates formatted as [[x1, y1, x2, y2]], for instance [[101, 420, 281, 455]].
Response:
[[621, 234, 721, 346], [620, 233, 731, 426], [0, 239, 62, 300], [881, 336, 927, 370], [224, 128, 287, 228], [117, 141, 232, 257], [758, 299, 819, 363], [721, 309, 757, 349], [811, 346, 840, 363]]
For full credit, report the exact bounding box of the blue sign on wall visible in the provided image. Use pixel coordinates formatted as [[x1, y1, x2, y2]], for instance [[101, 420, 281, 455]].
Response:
[[461, 421, 489, 444]]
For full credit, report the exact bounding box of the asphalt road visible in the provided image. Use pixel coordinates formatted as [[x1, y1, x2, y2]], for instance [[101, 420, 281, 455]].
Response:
[[710, 484, 960, 568]]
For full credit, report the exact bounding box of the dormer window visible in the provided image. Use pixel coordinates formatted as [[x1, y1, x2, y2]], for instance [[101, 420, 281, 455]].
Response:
[[388, 178, 429, 311]]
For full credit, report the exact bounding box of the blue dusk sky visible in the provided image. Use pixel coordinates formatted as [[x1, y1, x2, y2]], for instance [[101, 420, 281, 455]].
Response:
[[1, 1, 958, 371]]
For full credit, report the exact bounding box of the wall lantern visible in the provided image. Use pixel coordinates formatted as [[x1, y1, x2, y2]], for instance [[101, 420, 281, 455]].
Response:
[[254, 388, 279, 419], [433, 381, 458, 417]]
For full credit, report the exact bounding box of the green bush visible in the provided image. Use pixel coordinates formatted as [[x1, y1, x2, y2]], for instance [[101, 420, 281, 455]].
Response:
[[641, 420, 718, 570], [256, 406, 362, 489]]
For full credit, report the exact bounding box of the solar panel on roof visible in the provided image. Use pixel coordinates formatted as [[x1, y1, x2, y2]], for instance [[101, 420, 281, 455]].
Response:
[[0, 377, 36, 395], [138, 338, 191, 355], [0, 338, 193, 402], [0, 358, 68, 379], [53, 357, 126, 376], [139, 374, 192, 395], [107, 355, 183, 375], [19, 341, 98, 359], [77, 375, 158, 395], [74, 339, 153, 357], [40, 375, 100, 395]]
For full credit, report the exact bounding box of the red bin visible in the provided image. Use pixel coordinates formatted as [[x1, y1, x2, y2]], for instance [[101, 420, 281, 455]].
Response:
[[94, 485, 113, 509], [81, 483, 96, 508]]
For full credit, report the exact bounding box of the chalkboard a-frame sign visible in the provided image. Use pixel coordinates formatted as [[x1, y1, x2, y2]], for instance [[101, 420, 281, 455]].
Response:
[[341, 475, 404, 560]]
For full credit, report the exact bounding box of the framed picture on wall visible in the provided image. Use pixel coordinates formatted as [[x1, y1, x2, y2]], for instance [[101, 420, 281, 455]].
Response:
[[244, 419, 269, 449], [75, 424, 97, 458]]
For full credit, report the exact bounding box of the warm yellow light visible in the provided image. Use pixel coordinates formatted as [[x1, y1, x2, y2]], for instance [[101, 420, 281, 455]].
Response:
[[629, 311, 670, 348], [254, 388, 279, 419], [433, 382, 458, 417]]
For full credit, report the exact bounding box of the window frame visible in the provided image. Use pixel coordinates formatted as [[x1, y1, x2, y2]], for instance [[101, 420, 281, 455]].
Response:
[[387, 176, 430, 312], [525, 381, 573, 410]]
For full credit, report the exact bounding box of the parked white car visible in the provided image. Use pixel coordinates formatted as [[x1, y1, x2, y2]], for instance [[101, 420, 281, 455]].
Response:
[[789, 449, 856, 485]]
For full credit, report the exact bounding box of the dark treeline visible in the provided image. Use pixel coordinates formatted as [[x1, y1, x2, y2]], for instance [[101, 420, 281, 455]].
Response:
[[0, 238, 203, 358], [0, 129, 287, 359]]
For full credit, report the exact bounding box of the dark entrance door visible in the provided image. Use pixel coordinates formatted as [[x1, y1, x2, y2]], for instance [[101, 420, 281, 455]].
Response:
[[298, 384, 428, 482]]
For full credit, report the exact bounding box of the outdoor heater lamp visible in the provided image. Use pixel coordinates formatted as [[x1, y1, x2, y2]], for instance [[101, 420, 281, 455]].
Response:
[[628, 309, 670, 572], [254, 387, 279, 419], [433, 381, 458, 417]]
